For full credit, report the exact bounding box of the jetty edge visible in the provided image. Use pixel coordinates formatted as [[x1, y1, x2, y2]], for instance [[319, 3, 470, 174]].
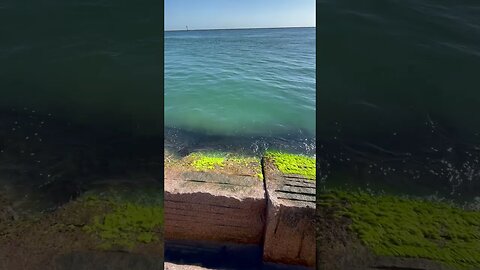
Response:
[[164, 150, 317, 268]]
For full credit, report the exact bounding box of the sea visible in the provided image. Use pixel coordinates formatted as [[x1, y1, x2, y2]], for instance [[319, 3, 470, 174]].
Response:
[[318, 0, 480, 203], [1, 0, 479, 220], [164, 27, 316, 156], [0, 0, 163, 214]]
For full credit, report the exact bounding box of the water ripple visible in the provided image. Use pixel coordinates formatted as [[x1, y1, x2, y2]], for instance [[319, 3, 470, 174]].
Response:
[[165, 28, 316, 143]]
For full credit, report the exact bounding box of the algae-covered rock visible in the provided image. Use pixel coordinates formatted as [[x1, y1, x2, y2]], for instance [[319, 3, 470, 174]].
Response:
[[317, 191, 480, 270], [166, 151, 263, 180], [164, 151, 265, 244], [262, 152, 316, 267], [83, 190, 163, 251], [265, 151, 316, 180], [0, 187, 164, 270]]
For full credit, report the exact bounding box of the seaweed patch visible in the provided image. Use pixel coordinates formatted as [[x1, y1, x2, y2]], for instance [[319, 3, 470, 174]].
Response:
[[265, 151, 316, 180], [186, 152, 263, 180], [83, 193, 163, 250], [319, 191, 480, 270]]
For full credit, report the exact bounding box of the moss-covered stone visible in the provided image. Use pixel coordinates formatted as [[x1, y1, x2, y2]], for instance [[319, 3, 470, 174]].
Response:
[[0, 187, 164, 270], [319, 191, 480, 270], [189, 152, 225, 171], [166, 152, 263, 179], [82, 191, 163, 250], [265, 151, 316, 180]]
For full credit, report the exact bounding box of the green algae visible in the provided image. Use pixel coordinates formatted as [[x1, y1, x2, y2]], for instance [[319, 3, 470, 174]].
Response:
[[82, 192, 163, 250], [189, 152, 225, 171], [187, 152, 263, 180], [319, 191, 480, 270], [265, 151, 316, 180]]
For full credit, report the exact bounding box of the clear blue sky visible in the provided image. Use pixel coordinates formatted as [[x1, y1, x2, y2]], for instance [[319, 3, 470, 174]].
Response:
[[165, 0, 315, 31]]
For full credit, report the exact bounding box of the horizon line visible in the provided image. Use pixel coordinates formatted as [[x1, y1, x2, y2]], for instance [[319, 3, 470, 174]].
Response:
[[165, 26, 315, 32]]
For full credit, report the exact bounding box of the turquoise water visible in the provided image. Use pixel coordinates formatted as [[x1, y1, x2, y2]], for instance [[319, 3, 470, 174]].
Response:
[[165, 28, 316, 142]]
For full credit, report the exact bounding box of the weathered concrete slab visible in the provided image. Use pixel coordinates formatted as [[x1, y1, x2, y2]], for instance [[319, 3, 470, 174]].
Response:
[[165, 262, 214, 270], [262, 157, 316, 268], [165, 155, 266, 244]]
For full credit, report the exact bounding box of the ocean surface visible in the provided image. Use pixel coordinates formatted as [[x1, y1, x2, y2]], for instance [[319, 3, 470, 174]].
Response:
[[164, 27, 316, 156], [318, 0, 480, 202], [0, 0, 162, 135], [0, 0, 163, 213]]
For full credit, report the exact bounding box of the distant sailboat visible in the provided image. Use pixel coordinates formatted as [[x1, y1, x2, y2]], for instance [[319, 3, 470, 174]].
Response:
[[186, 25, 189, 31]]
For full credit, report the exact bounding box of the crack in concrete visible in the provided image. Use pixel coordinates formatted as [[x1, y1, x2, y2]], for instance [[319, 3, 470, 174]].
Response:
[[165, 157, 315, 268]]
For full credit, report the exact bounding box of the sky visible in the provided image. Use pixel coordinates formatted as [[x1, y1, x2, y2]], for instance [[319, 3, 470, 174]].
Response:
[[165, 0, 315, 31]]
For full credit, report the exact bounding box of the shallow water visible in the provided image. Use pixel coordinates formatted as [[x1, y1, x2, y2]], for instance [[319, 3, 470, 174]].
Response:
[[164, 127, 316, 159], [165, 27, 316, 150], [318, 0, 480, 201]]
